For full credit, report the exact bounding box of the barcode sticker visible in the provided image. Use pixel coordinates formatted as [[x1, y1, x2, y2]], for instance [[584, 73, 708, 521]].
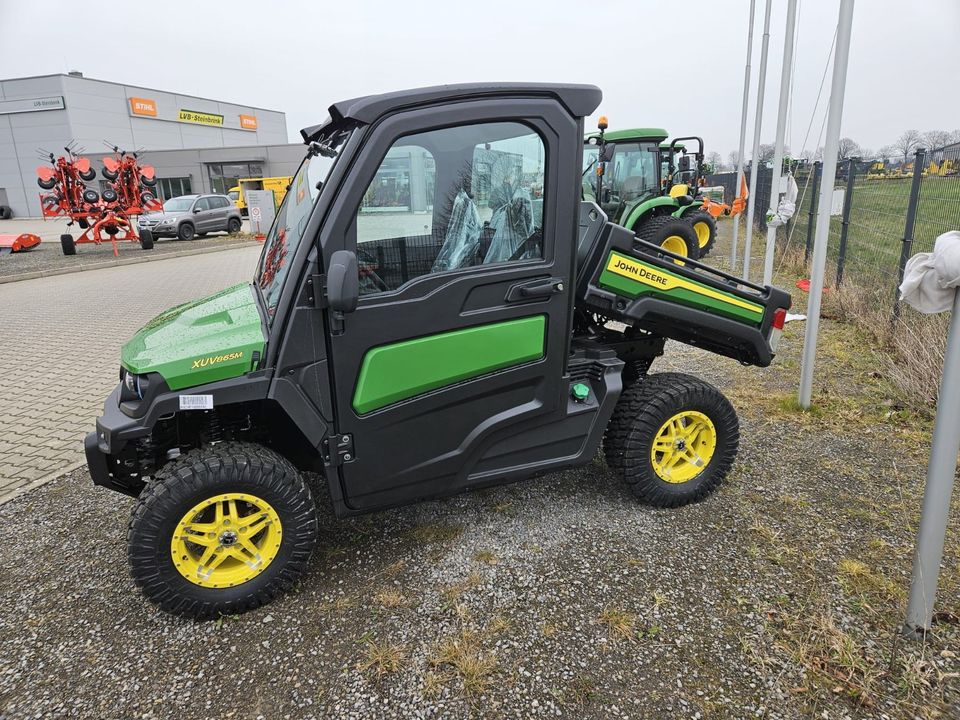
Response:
[[179, 394, 214, 410]]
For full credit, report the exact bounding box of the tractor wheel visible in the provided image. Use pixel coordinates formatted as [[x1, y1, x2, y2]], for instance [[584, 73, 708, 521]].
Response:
[[227, 217, 242, 234], [60, 234, 76, 256], [139, 228, 154, 250], [101, 167, 118, 181], [178, 222, 195, 241], [634, 215, 700, 262], [685, 211, 717, 257], [128, 441, 318, 620], [79, 168, 97, 182], [37, 176, 57, 190], [612, 373, 739, 507]]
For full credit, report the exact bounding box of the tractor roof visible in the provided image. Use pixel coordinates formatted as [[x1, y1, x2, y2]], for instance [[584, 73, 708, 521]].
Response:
[[585, 127, 669, 143], [302, 83, 603, 142]]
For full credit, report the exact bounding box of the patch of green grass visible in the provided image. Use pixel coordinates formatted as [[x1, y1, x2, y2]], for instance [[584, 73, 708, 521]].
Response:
[[407, 522, 464, 545]]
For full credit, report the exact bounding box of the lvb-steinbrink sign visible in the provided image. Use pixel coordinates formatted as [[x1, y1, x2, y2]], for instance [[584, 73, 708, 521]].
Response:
[[0, 96, 65, 115]]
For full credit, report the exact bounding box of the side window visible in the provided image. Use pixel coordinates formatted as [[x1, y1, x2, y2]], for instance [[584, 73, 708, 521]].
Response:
[[213, 197, 229, 209], [355, 121, 546, 295], [194, 197, 210, 211]]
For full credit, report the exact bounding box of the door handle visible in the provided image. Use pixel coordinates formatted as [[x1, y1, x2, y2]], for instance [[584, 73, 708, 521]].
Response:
[[505, 277, 565, 302]]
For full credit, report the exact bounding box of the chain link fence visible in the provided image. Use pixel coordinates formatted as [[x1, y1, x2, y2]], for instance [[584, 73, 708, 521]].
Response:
[[708, 145, 960, 313]]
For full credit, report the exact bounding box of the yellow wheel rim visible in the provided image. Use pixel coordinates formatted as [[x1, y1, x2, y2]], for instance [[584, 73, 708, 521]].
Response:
[[660, 235, 688, 257], [170, 492, 283, 588], [650, 410, 717, 484], [693, 221, 710, 248]]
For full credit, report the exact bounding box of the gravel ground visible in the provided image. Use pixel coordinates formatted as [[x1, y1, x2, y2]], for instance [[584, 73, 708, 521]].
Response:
[[0, 223, 957, 719], [0, 217, 260, 279]]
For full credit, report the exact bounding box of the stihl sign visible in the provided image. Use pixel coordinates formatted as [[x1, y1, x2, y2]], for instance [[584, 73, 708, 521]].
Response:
[[129, 97, 157, 117]]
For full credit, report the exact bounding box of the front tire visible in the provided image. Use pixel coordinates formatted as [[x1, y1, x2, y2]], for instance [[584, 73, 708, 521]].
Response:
[[610, 373, 739, 507], [685, 210, 717, 257], [139, 228, 154, 250], [128, 442, 318, 620], [177, 222, 195, 241], [634, 215, 700, 262]]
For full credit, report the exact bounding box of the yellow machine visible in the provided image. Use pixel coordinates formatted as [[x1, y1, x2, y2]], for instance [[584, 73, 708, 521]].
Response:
[[227, 176, 292, 215]]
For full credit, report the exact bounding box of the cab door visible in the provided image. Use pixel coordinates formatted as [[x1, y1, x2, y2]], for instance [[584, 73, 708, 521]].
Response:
[[319, 100, 581, 512]]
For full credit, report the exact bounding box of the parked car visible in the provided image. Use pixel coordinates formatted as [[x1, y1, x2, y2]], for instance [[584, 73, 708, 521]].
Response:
[[138, 194, 243, 241]]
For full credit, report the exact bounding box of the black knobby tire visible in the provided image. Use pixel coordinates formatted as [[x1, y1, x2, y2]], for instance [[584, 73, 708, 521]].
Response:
[[227, 217, 242, 234], [139, 228, 154, 250], [127, 441, 318, 620], [634, 215, 700, 261], [178, 222, 195, 241], [684, 210, 717, 257], [60, 234, 76, 256], [612, 373, 739, 507]]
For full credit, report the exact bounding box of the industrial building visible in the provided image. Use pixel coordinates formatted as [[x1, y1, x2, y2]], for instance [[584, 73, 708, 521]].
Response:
[[0, 72, 294, 217]]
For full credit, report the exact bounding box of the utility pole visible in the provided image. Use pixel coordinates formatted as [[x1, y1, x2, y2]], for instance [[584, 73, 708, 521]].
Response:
[[742, 0, 772, 282], [730, 0, 756, 275], [798, 0, 856, 408], [762, 0, 798, 286]]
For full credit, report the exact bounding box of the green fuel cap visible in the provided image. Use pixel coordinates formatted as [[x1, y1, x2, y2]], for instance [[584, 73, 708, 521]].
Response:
[[571, 382, 590, 402]]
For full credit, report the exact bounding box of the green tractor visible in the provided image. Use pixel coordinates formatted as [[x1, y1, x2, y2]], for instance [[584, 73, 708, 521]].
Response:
[[584, 123, 717, 259]]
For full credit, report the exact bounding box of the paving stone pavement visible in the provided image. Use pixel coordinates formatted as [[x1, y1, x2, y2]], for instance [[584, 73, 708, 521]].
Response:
[[0, 245, 264, 503]]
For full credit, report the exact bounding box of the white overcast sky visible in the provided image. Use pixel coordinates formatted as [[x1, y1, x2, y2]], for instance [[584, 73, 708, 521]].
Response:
[[2, 0, 958, 160]]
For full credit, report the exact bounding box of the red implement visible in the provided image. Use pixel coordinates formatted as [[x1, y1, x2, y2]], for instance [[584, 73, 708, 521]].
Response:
[[0, 233, 41, 253]]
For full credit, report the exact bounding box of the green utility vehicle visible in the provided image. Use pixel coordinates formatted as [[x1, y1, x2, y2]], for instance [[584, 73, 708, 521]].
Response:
[[584, 126, 718, 259], [87, 83, 791, 619]]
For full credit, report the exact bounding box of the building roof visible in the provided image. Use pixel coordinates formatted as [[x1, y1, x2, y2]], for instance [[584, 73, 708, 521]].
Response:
[[0, 73, 285, 114]]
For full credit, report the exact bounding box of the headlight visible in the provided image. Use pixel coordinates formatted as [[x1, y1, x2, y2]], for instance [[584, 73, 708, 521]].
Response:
[[120, 369, 144, 401]]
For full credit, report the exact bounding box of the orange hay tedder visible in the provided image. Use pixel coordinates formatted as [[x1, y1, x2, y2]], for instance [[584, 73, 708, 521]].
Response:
[[700, 174, 748, 220], [36, 141, 161, 256]]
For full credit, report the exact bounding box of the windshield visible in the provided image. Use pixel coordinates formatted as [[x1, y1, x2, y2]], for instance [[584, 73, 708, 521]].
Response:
[[256, 129, 351, 323], [163, 197, 194, 212]]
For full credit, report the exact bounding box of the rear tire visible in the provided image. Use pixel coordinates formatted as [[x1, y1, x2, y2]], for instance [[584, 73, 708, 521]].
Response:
[[177, 223, 195, 241], [685, 210, 717, 257], [127, 442, 318, 620], [60, 234, 76, 256], [611, 373, 738, 507], [634, 215, 700, 262], [139, 228, 154, 250], [227, 217, 242, 234]]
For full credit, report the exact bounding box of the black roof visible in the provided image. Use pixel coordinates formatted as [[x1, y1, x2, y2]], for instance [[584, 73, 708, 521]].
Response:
[[301, 83, 602, 143]]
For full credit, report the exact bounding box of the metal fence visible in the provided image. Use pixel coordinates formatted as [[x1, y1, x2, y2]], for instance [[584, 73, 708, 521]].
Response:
[[710, 145, 960, 314]]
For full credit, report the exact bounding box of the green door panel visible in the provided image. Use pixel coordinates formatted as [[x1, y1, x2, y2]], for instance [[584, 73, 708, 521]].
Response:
[[352, 315, 547, 414]]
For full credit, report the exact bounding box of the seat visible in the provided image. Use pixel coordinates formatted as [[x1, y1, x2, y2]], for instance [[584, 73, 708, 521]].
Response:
[[432, 189, 482, 272]]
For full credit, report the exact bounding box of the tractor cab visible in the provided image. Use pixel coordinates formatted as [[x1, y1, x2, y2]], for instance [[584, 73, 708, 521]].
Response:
[[583, 126, 668, 223]]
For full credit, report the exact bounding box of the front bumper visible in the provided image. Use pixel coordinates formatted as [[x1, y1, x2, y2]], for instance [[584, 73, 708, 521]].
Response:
[[86, 374, 273, 497]]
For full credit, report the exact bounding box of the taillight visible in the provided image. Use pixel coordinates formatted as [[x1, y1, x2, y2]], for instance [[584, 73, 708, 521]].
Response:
[[769, 307, 787, 353]]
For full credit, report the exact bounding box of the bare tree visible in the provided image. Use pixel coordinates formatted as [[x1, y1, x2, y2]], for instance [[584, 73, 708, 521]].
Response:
[[923, 129, 953, 151], [860, 147, 875, 160], [878, 145, 896, 162], [837, 137, 861, 159], [728, 150, 740, 169], [950, 129, 960, 145], [894, 129, 922, 163], [757, 144, 776, 162], [706, 151, 723, 172]]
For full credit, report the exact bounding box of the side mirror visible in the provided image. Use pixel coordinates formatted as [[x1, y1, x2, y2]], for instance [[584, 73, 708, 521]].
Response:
[[193, 207, 202, 213], [327, 249, 359, 314], [599, 144, 615, 163]]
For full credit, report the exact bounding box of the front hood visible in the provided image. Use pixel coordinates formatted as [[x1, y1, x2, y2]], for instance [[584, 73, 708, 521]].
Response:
[[121, 283, 265, 391], [140, 211, 181, 222]]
